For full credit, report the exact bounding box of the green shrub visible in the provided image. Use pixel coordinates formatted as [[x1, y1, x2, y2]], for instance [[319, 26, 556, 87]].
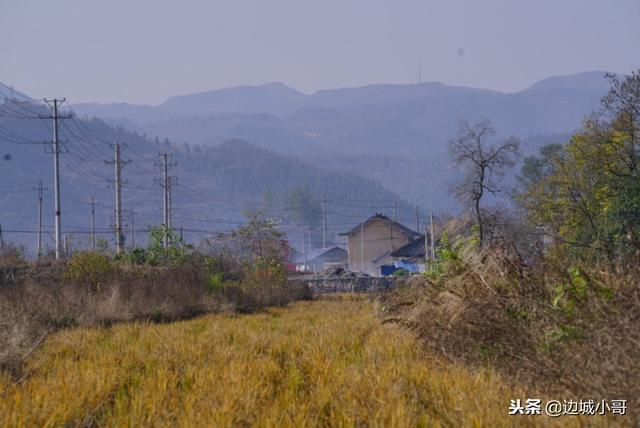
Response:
[[424, 233, 466, 279], [552, 267, 589, 317], [122, 248, 148, 265], [206, 272, 225, 294], [392, 268, 409, 276], [63, 251, 115, 293]]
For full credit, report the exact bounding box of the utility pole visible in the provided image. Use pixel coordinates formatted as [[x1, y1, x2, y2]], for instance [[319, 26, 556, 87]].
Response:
[[168, 176, 173, 233], [389, 201, 397, 253], [425, 223, 429, 265], [87, 197, 98, 250], [34, 181, 48, 258], [157, 153, 176, 248], [360, 222, 365, 274], [322, 193, 327, 248], [41, 98, 71, 260], [106, 143, 129, 255], [302, 227, 307, 272], [130, 211, 135, 249], [430, 213, 436, 260], [0, 224, 4, 249], [122, 209, 135, 249], [115, 144, 123, 254], [163, 153, 169, 248], [415, 205, 420, 232]]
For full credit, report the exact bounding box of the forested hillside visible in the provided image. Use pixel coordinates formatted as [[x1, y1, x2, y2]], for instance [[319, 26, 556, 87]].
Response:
[[0, 98, 411, 255], [69, 72, 611, 213]]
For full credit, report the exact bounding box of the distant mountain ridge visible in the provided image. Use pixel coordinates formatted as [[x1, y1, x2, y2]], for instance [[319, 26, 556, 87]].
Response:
[[62, 70, 614, 161], [522, 70, 612, 93], [68, 71, 613, 122], [160, 82, 306, 117]]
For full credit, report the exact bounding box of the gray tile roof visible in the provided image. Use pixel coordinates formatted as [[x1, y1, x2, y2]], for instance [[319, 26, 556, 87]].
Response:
[[339, 213, 421, 239]]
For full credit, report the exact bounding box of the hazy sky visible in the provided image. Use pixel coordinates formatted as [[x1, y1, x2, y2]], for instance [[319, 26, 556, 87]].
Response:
[[1, 0, 638, 105]]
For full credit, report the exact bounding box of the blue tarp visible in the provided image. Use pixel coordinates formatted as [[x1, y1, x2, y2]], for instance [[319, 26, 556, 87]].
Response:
[[393, 260, 420, 273], [380, 265, 397, 276]]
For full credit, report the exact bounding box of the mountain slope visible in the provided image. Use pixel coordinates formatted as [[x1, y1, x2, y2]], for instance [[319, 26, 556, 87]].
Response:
[[160, 82, 306, 117], [70, 72, 612, 159], [66, 72, 611, 216], [0, 82, 31, 101], [522, 70, 612, 93], [71, 71, 612, 123], [0, 99, 412, 254]]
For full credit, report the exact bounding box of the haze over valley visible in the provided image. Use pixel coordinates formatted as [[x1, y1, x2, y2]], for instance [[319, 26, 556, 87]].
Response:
[[1, 71, 612, 253]]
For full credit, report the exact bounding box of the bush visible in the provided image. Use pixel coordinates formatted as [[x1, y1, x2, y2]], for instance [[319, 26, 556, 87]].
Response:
[[392, 268, 409, 276], [382, 242, 640, 420], [62, 252, 116, 293], [0, 244, 28, 269], [206, 272, 225, 293], [0, 252, 311, 377]]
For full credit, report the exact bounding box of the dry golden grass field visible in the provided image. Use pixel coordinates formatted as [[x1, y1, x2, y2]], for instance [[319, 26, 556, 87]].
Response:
[[0, 295, 610, 427]]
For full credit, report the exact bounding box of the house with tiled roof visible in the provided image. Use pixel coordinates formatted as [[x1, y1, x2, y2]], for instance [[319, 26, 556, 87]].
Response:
[[339, 213, 421, 276]]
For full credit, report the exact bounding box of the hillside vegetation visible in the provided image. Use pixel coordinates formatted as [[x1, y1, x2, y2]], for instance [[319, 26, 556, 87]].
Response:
[[0, 100, 410, 252]]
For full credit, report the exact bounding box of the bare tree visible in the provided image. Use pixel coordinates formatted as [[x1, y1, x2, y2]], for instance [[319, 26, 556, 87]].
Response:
[[449, 120, 520, 247]]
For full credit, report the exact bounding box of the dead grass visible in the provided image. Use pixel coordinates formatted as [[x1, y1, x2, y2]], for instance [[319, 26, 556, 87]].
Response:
[[0, 296, 594, 427], [0, 255, 310, 377], [382, 241, 639, 424]]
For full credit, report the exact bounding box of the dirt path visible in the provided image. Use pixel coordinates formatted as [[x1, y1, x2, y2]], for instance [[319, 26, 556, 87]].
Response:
[[0, 296, 592, 427]]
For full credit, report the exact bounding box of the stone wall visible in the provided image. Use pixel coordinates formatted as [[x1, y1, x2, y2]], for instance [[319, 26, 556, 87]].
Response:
[[288, 275, 408, 294]]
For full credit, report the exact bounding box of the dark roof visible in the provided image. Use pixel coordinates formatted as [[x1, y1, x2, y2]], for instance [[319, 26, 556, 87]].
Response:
[[293, 246, 347, 264], [391, 237, 426, 258], [339, 213, 422, 239], [371, 251, 392, 265]]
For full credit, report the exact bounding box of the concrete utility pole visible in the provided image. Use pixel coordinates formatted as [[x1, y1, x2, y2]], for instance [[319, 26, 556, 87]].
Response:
[[115, 144, 123, 254], [168, 175, 173, 233], [41, 98, 71, 260], [34, 181, 48, 258], [430, 213, 436, 260], [322, 193, 327, 248], [87, 197, 98, 250], [106, 143, 129, 255], [163, 153, 169, 248], [360, 222, 365, 274], [129, 210, 135, 249], [0, 224, 4, 248], [392, 200, 397, 222], [157, 153, 176, 248], [415, 205, 420, 232], [302, 227, 307, 272], [425, 223, 429, 265]]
